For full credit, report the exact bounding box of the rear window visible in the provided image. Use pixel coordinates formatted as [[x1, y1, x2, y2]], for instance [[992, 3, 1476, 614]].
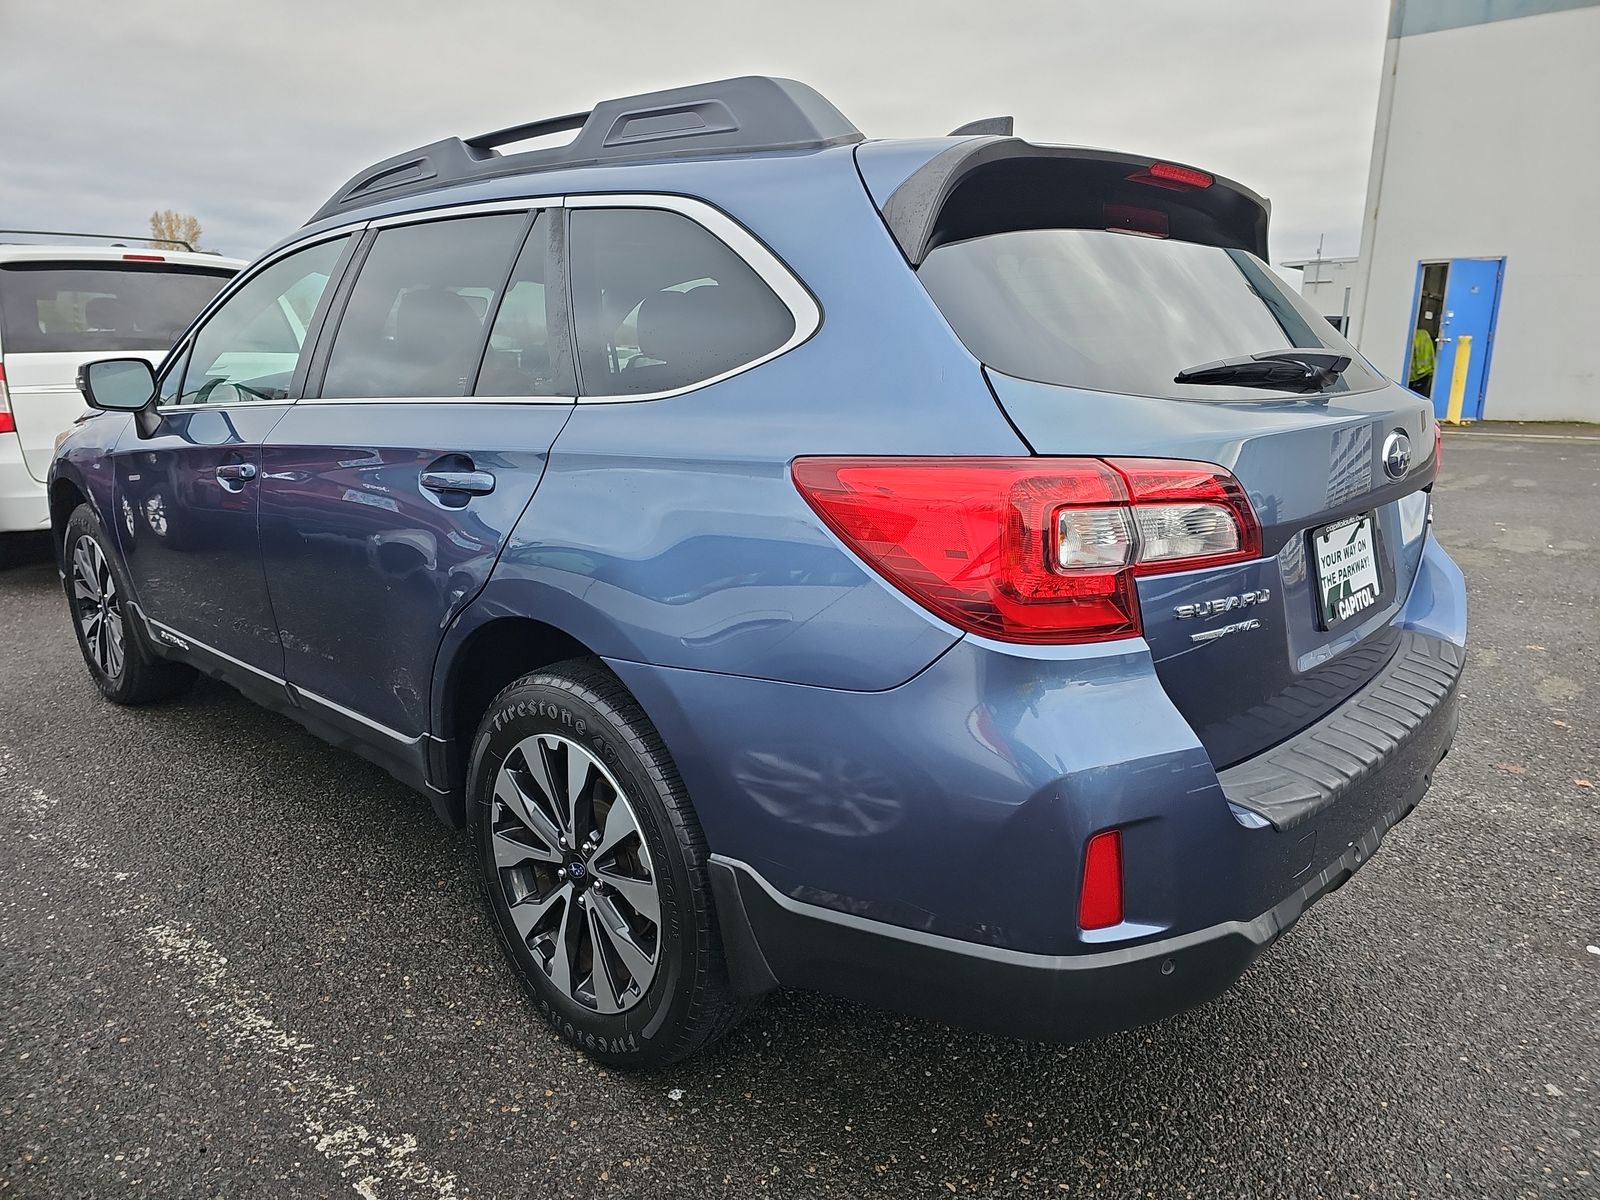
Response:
[[0, 262, 233, 353], [917, 230, 1384, 400]]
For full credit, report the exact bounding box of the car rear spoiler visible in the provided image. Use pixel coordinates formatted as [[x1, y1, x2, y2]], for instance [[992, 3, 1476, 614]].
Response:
[[878, 138, 1271, 266]]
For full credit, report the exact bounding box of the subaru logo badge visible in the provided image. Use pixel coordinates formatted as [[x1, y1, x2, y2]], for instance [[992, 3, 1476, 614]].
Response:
[[1382, 431, 1412, 480], [567, 862, 586, 880]]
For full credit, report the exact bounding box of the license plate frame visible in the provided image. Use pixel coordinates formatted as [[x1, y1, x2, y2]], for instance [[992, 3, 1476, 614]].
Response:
[[1312, 512, 1383, 628]]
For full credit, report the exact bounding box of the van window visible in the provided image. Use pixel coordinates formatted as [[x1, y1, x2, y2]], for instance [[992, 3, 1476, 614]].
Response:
[[917, 230, 1384, 401], [0, 262, 233, 354], [568, 208, 794, 397], [321, 214, 527, 399]]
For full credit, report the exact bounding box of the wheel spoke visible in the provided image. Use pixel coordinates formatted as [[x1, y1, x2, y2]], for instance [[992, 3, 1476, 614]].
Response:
[[594, 869, 659, 927], [591, 789, 642, 862], [563, 747, 593, 844], [585, 900, 624, 1014], [104, 614, 124, 677], [507, 883, 567, 943], [494, 768, 563, 854], [80, 609, 102, 641], [521, 737, 565, 836], [95, 614, 111, 674], [590, 891, 657, 985], [72, 543, 100, 600], [545, 893, 576, 997], [492, 827, 561, 868]]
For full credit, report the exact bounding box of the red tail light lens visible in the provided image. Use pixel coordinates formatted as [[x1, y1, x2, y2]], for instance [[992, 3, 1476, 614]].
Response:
[[0, 364, 13, 435], [1079, 829, 1124, 930], [791, 456, 1259, 644]]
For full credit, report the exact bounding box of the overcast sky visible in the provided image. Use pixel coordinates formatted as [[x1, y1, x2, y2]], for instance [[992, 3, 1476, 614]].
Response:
[[0, 0, 1388, 263]]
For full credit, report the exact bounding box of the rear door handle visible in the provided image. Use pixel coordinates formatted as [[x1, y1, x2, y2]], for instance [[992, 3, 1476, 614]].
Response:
[[216, 462, 258, 484], [420, 469, 495, 496]]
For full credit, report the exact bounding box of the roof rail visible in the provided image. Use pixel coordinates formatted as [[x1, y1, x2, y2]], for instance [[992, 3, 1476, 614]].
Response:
[[0, 228, 195, 252], [306, 75, 864, 226]]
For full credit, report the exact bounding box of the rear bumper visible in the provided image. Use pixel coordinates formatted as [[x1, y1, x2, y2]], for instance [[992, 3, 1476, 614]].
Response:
[[0, 441, 49, 533], [709, 647, 1458, 1041], [611, 534, 1465, 1040]]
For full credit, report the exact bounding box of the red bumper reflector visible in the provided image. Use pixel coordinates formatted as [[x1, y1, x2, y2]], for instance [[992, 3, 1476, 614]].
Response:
[[1079, 829, 1124, 930]]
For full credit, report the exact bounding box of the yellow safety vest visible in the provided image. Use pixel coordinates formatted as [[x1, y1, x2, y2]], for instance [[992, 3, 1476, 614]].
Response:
[[1410, 328, 1436, 382]]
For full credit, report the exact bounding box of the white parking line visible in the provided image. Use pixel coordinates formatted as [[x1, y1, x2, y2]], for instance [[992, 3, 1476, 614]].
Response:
[[139, 925, 459, 1200], [4, 757, 457, 1200]]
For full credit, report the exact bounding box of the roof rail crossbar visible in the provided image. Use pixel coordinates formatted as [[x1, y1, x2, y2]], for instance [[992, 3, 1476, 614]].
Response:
[[0, 228, 194, 252], [306, 75, 864, 226], [464, 112, 588, 154]]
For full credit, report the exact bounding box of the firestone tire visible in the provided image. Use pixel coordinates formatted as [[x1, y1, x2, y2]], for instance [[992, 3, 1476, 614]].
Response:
[[468, 658, 748, 1069]]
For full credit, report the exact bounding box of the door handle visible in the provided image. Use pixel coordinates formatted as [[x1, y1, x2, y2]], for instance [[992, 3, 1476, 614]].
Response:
[[216, 462, 258, 484], [420, 469, 495, 496]]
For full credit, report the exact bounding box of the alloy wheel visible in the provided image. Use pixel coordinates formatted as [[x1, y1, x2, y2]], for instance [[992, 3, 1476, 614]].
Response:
[[71, 536, 125, 679], [490, 733, 662, 1014]]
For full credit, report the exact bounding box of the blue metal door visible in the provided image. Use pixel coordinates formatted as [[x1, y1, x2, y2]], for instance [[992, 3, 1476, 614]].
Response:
[[1433, 258, 1503, 421]]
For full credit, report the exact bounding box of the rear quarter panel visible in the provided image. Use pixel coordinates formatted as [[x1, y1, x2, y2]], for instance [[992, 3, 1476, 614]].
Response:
[[442, 149, 1030, 698]]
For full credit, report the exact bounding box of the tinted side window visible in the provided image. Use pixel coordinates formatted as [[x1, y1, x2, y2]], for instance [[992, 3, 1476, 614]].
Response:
[[474, 213, 560, 397], [178, 237, 349, 405], [569, 208, 795, 397], [321, 214, 526, 400]]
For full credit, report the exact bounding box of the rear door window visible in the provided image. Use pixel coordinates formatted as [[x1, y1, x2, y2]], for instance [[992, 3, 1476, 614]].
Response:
[[568, 208, 794, 397], [917, 230, 1384, 400], [0, 262, 233, 353], [320, 214, 528, 399]]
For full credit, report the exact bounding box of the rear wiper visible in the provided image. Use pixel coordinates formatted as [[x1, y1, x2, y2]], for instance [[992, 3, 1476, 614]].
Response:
[[1174, 349, 1351, 394]]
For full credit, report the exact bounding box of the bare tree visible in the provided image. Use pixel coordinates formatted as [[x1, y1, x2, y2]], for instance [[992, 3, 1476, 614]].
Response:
[[148, 209, 203, 251]]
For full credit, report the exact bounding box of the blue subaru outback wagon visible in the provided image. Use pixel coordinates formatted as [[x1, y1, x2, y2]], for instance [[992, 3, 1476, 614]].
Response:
[[52, 77, 1465, 1067]]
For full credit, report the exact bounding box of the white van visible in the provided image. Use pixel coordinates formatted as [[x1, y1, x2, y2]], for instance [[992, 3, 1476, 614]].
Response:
[[0, 241, 242, 547]]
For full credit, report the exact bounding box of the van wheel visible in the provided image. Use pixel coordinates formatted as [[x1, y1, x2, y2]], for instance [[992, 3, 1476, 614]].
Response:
[[62, 505, 196, 705], [468, 659, 747, 1068]]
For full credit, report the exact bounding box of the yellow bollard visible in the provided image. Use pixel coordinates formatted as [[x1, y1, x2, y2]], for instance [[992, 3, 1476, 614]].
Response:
[[1444, 334, 1473, 425]]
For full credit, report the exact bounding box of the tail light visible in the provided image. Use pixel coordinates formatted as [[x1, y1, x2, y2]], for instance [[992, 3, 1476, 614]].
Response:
[[1127, 161, 1214, 191], [1079, 829, 1124, 930], [0, 364, 14, 435], [791, 456, 1259, 644]]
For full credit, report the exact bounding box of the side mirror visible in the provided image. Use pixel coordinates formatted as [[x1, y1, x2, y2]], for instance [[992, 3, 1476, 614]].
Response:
[[78, 358, 157, 412]]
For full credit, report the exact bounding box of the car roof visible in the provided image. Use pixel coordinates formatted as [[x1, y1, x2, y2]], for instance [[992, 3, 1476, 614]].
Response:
[[0, 245, 245, 270]]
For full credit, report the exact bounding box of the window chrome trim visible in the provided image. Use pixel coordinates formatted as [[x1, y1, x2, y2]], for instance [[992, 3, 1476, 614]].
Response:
[[295, 395, 575, 407], [563, 192, 821, 404], [153, 398, 295, 414], [366, 196, 564, 228]]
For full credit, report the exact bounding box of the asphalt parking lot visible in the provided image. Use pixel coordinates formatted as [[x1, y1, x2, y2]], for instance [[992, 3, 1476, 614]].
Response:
[[2, 431, 1596, 1199]]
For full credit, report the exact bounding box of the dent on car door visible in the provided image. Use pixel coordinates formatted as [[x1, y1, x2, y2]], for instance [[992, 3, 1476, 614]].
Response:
[[113, 234, 354, 676], [259, 207, 573, 745]]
